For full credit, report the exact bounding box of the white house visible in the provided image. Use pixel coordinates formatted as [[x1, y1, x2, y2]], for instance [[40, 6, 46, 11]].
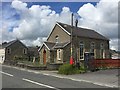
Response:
[[0, 48, 5, 64]]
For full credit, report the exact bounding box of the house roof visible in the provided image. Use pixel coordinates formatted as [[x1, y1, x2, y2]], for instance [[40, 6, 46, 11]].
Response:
[[53, 42, 70, 49], [39, 42, 70, 51], [1, 40, 17, 49], [57, 22, 109, 41], [1, 39, 27, 49], [44, 42, 56, 50]]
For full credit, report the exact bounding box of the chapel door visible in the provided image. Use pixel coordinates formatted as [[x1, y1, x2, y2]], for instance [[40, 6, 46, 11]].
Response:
[[43, 49, 46, 65]]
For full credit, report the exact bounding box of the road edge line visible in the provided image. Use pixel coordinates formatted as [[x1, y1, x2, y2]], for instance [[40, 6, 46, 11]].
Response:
[[22, 78, 60, 90], [0, 71, 13, 77]]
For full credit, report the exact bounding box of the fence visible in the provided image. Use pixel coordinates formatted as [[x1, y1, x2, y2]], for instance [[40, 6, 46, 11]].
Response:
[[92, 59, 120, 68]]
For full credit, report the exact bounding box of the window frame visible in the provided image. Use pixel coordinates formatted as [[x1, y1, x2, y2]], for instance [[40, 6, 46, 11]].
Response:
[[23, 48, 27, 55], [7, 48, 11, 54], [90, 42, 95, 53], [57, 49, 61, 60], [79, 42, 84, 60], [100, 43, 104, 59], [55, 35, 59, 44]]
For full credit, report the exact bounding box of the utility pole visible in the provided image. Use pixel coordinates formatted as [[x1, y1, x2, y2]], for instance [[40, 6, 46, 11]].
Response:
[[70, 13, 74, 65], [71, 13, 73, 57]]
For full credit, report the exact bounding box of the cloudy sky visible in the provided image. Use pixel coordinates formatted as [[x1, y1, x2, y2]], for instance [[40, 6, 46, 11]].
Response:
[[0, 0, 119, 51]]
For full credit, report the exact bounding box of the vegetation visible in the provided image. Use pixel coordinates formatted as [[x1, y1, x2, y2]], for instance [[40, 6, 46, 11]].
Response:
[[13, 55, 44, 67], [13, 55, 28, 61], [58, 63, 86, 75], [17, 60, 45, 67]]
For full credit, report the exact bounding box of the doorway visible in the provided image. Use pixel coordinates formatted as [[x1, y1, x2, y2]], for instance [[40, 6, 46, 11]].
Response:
[[43, 49, 46, 65]]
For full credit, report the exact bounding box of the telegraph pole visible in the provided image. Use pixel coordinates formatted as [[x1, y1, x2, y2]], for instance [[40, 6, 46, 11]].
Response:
[[70, 13, 74, 65], [71, 13, 73, 57]]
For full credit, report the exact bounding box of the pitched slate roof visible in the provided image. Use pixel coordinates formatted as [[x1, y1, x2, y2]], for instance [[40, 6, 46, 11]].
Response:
[[1, 39, 27, 49], [44, 42, 55, 50], [40, 42, 70, 51], [1, 40, 17, 49], [57, 22, 109, 40], [53, 42, 70, 49]]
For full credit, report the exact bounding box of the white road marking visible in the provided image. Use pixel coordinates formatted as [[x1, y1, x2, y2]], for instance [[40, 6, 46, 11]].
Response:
[[27, 70, 33, 72], [42, 73, 50, 76], [34, 71, 40, 74], [0, 71, 13, 77], [2, 65, 118, 88], [22, 78, 60, 90], [42, 74, 118, 88], [93, 82, 118, 88], [42, 73, 64, 79], [68, 77, 118, 88]]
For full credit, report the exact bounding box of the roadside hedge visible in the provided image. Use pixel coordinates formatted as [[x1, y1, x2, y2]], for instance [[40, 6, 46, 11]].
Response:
[[58, 64, 85, 75]]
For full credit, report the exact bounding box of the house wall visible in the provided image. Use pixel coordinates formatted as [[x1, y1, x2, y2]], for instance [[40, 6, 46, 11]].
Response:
[[63, 44, 71, 63], [40, 47, 64, 64], [56, 49, 63, 63], [39, 23, 110, 65], [50, 50, 56, 63], [72, 36, 110, 61], [61, 36, 110, 64], [0, 48, 5, 63], [5, 41, 28, 61], [47, 25, 70, 43], [39, 45, 50, 65]]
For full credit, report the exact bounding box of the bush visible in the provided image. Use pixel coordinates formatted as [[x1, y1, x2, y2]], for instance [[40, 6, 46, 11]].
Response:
[[79, 64, 87, 72], [58, 64, 80, 75]]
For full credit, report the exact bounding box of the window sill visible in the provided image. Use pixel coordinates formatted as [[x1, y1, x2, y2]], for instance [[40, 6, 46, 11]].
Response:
[[79, 59, 84, 60]]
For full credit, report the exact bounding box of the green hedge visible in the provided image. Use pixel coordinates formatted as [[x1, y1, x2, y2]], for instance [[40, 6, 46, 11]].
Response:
[[58, 63, 87, 75], [58, 64, 79, 75]]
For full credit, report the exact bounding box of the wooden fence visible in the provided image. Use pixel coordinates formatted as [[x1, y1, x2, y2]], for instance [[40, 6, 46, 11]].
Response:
[[91, 59, 120, 68]]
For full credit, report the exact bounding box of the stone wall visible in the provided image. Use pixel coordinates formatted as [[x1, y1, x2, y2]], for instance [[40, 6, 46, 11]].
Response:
[[5, 41, 28, 61]]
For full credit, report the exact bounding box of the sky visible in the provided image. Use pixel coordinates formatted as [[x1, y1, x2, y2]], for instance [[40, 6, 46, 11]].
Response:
[[0, 0, 119, 51]]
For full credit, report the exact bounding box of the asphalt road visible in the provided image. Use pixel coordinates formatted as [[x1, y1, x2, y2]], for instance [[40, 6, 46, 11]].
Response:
[[1, 65, 112, 89]]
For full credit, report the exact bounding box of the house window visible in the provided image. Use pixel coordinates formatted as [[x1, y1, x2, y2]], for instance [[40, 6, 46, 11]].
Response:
[[7, 48, 11, 54], [80, 42, 84, 59], [59, 49, 61, 59], [55, 35, 59, 43], [90, 42, 95, 55], [100, 43, 104, 58], [58, 49, 61, 60], [23, 48, 27, 54]]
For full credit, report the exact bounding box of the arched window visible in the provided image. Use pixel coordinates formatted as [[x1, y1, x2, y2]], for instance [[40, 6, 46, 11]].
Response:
[[23, 48, 27, 54], [57, 49, 61, 60], [90, 42, 95, 54], [58, 49, 61, 60], [100, 43, 104, 58], [55, 35, 59, 43]]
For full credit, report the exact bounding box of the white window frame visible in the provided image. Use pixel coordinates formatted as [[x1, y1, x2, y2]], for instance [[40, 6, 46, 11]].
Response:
[[57, 49, 61, 61], [23, 48, 27, 54]]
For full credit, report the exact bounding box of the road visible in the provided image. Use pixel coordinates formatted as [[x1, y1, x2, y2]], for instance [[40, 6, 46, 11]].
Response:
[[0, 65, 114, 89]]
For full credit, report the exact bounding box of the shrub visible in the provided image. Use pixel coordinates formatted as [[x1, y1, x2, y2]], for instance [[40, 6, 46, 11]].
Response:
[[58, 64, 80, 75], [79, 63, 87, 72]]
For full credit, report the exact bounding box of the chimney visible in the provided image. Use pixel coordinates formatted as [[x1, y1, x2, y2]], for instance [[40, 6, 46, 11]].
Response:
[[75, 19, 78, 27]]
